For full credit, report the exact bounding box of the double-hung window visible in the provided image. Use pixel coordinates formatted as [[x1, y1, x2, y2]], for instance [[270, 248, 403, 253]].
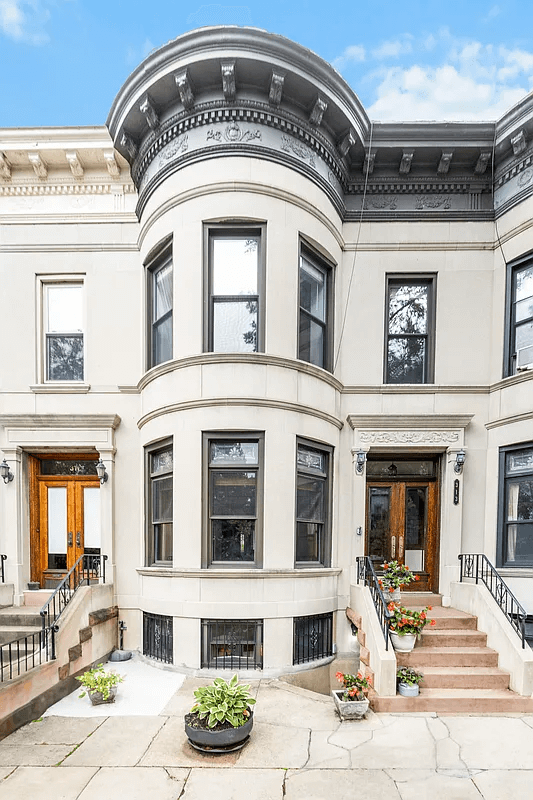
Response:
[[205, 227, 264, 353], [385, 275, 436, 384], [299, 247, 332, 370], [147, 246, 173, 369], [146, 442, 173, 565], [505, 256, 533, 376], [43, 282, 84, 381], [498, 443, 533, 567], [204, 434, 263, 567], [295, 440, 332, 566]]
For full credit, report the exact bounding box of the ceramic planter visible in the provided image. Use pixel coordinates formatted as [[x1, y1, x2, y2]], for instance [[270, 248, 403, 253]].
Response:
[[331, 690, 370, 720], [398, 681, 420, 697], [384, 587, 401, 604], [88, 686, 117, 705], [389, 632, 416, 652], [185, 712, 253, 753]]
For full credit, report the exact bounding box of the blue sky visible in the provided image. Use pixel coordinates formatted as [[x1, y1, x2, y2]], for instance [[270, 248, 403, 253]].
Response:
[[0, 0, 532, 127]]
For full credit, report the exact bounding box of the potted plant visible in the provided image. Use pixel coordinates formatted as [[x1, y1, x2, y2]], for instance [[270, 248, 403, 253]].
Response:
[[378, 560, 419, 603], [76, 664, 124, 705], [332, 670, 372, 719], [184, 674, 256, 753], [397, 666, 424, 697], [388, 604, 435, 652]]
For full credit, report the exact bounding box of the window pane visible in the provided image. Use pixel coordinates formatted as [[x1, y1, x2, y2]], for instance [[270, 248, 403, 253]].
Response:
[[515, 320, 533, 350], [210, 442, 258, 465], [506, 523, 533, 562], [507, 449, 533, 474], [152, 476, 173, 523], [296, 521, 320, 561], [211, 470, 257, 516], [516, 265, 533, 302], [387, 336, 426, 383], [153, 316, 172, 365], [151, 448, 173, 474], [212, 237, 258, 295], [507, 481, 533, 521], [368, 487, 390, 562], [154, 523, 173, 562], [213, 300, 258, 352], [212, 519, 255, 561], [48, 487, 67, 570], [405, 487, 427, 549], [300, 257, 326, 321], [48, 286, 82, 332], [516, 296, 533, 323], [299, 314, 324, 367], [83, 487, 101, 552], [47, 335, 83, 381], [297, 475, 324, 521], [154, 262, 172, 321], [366, 460, 435, 478], [297, 446, 325, 473], [388, 284, 428, 334]]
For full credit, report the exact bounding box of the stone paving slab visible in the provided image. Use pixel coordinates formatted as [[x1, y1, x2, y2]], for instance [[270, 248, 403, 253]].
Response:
[[473, 769, 533, 799], [1, 716, 105, 745], [78, 766, 189, 800], [388, 768, 482, 800], [0, 766, 98, 799], [347, 717, 437, 770], [0, 745, 75, 767], [236, 721, 310, 768], [64, 716, 165, 767], [285, 767, 401, 799], [182, 768, 285, 799], [254, 683, 338, 730], [140, 717, 241, 768], [306, 730, 351, 769], [443, 716, 533, 769]]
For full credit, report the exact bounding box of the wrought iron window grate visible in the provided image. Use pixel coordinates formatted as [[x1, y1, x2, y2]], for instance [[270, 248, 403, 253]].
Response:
[[143, 612, 173, 664], [293, 612, 333, 664], [201, 619, 263, 669]]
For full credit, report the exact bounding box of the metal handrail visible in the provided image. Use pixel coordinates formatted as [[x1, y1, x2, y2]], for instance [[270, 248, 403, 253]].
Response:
[[356, 556, 393, 650], [459, 553, 527, 648], [0, 554, 6, 583], [40, 554, 108, 656], [0, 628, 50, 683]]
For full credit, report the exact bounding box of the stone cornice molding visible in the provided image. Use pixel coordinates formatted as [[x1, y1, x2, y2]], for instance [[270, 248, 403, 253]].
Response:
[[136, 567, 342, 579], [0, 182, 135, 196], [342, 384, 488, 394], [347, 414, 474, 430], [0, 414, 121, 429], [485, 410, 533, 430]]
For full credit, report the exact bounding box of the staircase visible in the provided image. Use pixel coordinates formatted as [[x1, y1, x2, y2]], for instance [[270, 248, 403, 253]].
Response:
[[370, 592, 533, 713], [0, 592, 52, 683]]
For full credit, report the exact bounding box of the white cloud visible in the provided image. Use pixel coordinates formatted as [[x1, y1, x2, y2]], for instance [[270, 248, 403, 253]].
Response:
[[0, 0, 50, 45], [372, 37, 412, 60], [485, 4, 502, 21], [332, 44, 366, 71]]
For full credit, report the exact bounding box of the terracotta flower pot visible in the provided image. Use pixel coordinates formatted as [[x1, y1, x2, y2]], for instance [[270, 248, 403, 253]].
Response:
[[389, 632, 416, 652]]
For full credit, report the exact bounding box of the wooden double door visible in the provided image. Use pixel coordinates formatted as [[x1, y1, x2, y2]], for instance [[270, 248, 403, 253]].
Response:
[[30, 456, 101, 588], [366, 479, 439, 593]]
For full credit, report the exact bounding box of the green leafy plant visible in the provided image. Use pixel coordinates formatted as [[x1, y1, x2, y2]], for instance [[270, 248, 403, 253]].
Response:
[[378, 560, 419, 590], [335, 670, 372, 701], [76, 664, 124, 700], [190, 674, 256, 728], [397, 666, 424, 686], [388, 604, 436, 637]]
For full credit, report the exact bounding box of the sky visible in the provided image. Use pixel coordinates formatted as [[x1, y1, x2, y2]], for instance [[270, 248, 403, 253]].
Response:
[[0, 0, 532, 127]]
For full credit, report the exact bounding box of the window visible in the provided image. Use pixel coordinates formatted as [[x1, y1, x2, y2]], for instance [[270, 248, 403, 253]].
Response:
[[498, 444, 533, 567], [147, 247, 173, 368], [385, 276, 436, 384], [146, 442, 173, 565], [293, 612, 333, 664], [201, 619, 263, 669], [505, 256, 533, 376], [143, 612, 173, 663], [299, 246, 332, 370], [295, 440, 332, 566], [205, 226, 264, 353], [204, 434, 263, 567], [43, 282, 84, 381]]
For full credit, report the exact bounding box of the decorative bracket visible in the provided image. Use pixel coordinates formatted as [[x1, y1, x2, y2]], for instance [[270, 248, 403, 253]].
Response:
[[0, 152, 11, 180], [399, 152, 413, 174], [139, 94, 160, 130], [363, 152, 376, 175], [221, 60, 236, 102], [269, 70, 285, 106], [474, 151, 491, 175], [309, 96, 327, 127], [337, 129, 355, 158], [438, 151, 454, 175], [65, 151, 84, 180], [511, 130, 527, 156], [28, 153, 47, 180], [103, 151, 121, 179], [174, 68, 195, 111], [120, 132, 138, 160]]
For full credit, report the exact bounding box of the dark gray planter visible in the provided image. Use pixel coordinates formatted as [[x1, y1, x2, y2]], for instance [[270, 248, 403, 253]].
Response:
[[185, 711, 253, 752], [88, 686, 117, 705]]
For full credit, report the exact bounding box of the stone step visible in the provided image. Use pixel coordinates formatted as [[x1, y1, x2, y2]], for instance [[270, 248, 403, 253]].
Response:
[[410, 607, 478, 631], [23, 589, 53, 607], [0, 607, 43, 627], [400, 592, 442, 607], [419, 628, 488, 648], [398, 646, 499, 668], [0, 626, 42, 646], [371, 688, 533, 714], [418, 666, 510, 690]]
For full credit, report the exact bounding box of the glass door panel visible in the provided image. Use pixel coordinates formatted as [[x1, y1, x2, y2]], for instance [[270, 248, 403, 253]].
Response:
[[83, 486, 101, 557], [47, 486, 67, 570], [367, 486, 391, 563], [404, 487, 427, 572]]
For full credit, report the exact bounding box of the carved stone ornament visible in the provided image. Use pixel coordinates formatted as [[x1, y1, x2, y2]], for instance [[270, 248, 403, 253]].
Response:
[[0, 152, 12, 180], [120, 133, 138, 160], [363, 153, 376, 174], [221, 60, 236, 102], [28, 153, 47, 180], [206, 122, 261, 144], [139, 95, 159, 130], [280, 134, 315, 166], [309, 96, 327, 127], [159, 134, 189, 163], [475, 152, 491, 175], [174, 69, 195, 110], [65, 151, 84, 180], [437, 151, 454, 175], [511, 130, 527, 156], [269, 70, 285, 106], [359, 430, 460, 444], [517, 167, 533, 188], [399, 152, 414, 174], [415, 194, 451, 210], [103, 151, 121, 179], [365, 195, 397, 210], [337, 130, 355, 158]]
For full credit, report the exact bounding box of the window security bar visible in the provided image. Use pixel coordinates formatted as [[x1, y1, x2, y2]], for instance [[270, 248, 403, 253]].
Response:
[[356, 556, 393, 650], [293, 612, 333, 664], [143, 612, 173, 664], [201, 619, 263, 670], [459, 554, 527, 648]]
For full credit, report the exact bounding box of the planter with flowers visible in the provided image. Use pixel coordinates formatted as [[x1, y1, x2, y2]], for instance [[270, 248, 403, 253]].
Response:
[[76, 664, 124, 706], [388, 604, 435, 652], [184, 674, 256, 753], [378, 560, 420, 603], [397, 666, 424, 697], [332, 671, 372, 719]]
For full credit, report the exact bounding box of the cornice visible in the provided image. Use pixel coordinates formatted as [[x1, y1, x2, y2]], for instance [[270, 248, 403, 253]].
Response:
[[347, 414, 474, 430], [490, 370, 533, 393], [0, 414, 121, 429], [342, 384, 489, 394], [0, 182, 135, 196], [136, 567, 342, 579], [485, 410, 533, 430]]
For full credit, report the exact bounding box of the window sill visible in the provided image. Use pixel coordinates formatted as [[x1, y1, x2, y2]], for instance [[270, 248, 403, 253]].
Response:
[[497, 567, 533, 578], [30, 383, 91, 394], [137, 566, 342, 578]]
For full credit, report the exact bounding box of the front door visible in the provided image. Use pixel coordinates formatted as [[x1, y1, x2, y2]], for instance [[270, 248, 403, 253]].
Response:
[[365, 459, 440, 592], [30, 456, 101, 588]]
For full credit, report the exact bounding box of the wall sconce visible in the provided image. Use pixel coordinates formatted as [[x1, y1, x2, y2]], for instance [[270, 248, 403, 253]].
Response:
[[0, 460, 14, 484], [454, 449, 466, 474], [96, 459, 108, 485], [355, 450, 367, 475]]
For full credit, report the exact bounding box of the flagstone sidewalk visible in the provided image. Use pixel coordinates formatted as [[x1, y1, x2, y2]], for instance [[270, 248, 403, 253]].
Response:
[[1, 674, 532, 799]]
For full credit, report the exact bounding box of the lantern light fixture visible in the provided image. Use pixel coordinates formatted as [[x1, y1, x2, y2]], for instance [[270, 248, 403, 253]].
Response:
[[96, 459, 108, 484], [0, 460, 14, 484]]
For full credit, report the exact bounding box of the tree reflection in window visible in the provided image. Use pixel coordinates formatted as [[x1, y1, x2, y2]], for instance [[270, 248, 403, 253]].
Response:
[[386, 280, 433, 383]]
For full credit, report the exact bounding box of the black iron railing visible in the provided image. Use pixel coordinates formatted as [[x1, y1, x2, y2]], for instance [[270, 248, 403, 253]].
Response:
[[0, 628, 51, 683], [144, 612, 174, 664], [0, 554, 6, 583], [201, 618, 263, 670], [40, 553, 107, 646], [356, 556, 393, 650], [293, 612, 333, 665], [459, 553, 527, 648]]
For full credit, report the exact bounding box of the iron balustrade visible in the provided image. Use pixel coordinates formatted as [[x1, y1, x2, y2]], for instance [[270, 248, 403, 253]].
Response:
[[356, 556, 393, 650], [0, 554, 6, 583], [0, 628, 50, 683], [293, 612, 333, 665], [459, 553, 527, 648], [143, 612, 173, 664]]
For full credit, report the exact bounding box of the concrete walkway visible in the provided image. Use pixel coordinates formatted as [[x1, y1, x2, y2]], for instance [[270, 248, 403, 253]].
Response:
[[1, 668, 533, 799]]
